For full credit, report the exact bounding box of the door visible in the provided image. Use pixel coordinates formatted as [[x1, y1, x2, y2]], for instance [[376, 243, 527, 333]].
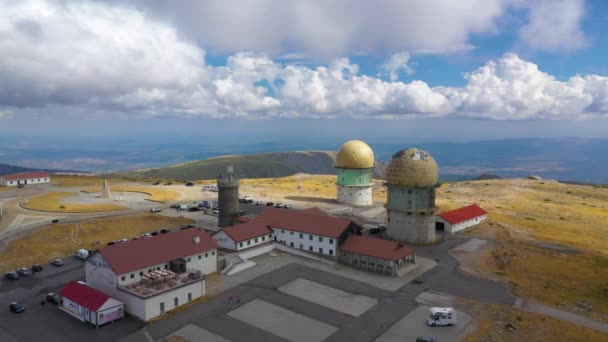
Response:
[[160, 302, 165, 314]]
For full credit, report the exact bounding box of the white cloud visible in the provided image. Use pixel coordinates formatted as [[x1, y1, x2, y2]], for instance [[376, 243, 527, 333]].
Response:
[[518, 0, 588, 51], [0, 110, 14, 119], [0, 1, 605, 122], [379, 52, 414, 81]]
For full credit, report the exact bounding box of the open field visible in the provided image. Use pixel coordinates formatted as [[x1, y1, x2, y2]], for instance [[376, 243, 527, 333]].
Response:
[[51, 174, 113, 187], [0, 214, 193, 272], [463, 301, 608, 341], [22, 192, 128, 212], [83, 186, 181, 203]]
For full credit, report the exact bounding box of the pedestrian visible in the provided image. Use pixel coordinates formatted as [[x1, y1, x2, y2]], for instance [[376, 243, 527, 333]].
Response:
[[236, 296, 240, 303], [228, 296, 233, 303], [41, 300, 45, 307]]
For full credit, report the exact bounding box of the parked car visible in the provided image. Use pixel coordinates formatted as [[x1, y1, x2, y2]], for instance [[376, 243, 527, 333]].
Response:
[[118, 238, 128, 243], [31, 264, 43, 273], [170, 203, 180, 209], [255, 201, 264, 206], [9, 302, 25, 313], [185, 182, 195, 186], [107, 241, 116, 246], [164, 182, 173, 185], [17, 267, 31, 276], [179, 204, 190, 210], [143, 233, 152, 238], [4, 271, 19, 280], [237, 210, 246, 216], [188, 207, 201, 212], [160, 228, 170, 234], [416, 337, 436, 342], [266, 202, 274, 206], [212, 209, 219, 215], [151, 231, 159, 236], [150, 207, 162, 213], [74, 249, 89, 260], [46, 293, 61, 305], [152, 181, 160, 185], [50, 259, 64, 267], [243, 195, 253, 201]]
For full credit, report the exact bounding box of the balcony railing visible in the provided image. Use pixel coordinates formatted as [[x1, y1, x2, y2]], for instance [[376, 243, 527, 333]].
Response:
[[118, 269, 204, 298]]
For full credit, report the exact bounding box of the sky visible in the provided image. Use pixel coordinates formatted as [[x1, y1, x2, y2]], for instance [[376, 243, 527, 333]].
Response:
[[1, 0, 608, 143]]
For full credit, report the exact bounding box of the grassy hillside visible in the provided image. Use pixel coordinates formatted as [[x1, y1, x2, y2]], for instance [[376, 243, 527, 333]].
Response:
[[114, 151, 386, 180]]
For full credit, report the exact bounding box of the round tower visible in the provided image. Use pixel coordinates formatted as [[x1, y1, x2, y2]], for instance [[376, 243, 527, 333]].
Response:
[[385, 148, 439, 244], [335, 140, 375, 206], [217, 166, 240, 227]]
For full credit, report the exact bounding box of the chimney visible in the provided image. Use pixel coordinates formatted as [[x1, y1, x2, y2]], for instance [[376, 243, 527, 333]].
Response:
[[193, 236, 200, 244]]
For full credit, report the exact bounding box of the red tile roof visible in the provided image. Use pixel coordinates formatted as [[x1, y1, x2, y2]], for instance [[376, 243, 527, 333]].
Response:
[[98, 228, 218, 275], [340, 235, 415, 261], [301, 207, 328, 216], [2, 172, 50, 181], [234, 216, 253, 223], [59, 281, 112, 312], [438, 204, 487, 225], [219, 220, 273, 242], [256, 207, 355, 238]]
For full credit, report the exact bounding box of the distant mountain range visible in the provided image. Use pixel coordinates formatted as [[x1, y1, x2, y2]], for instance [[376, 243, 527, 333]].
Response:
[[113, 151, 386, 180], [0, 163, 81, 176]]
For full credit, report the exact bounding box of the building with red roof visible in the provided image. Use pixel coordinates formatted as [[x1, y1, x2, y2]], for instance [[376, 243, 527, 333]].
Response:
[[436, 204, 488, 233], [339, 235, 416, 276], [212, 220, 273, 251], [0, 172, 50, 186], [85, 228, 219, 321], [59, 281, 124, 326]]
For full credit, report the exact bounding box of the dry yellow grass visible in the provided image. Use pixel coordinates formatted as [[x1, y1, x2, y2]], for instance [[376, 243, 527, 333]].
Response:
[[463, 302, 608, 341], [83, 186, 181, 203], [22, 192, 128, 213], [51, 175, 111, 187], [0, 214, 193, 272]]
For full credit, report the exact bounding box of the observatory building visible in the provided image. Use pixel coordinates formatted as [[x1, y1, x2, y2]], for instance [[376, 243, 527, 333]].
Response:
[[217, 166, 240, 228], [335, 140, 375, 206], [385, 148, 439, 244]]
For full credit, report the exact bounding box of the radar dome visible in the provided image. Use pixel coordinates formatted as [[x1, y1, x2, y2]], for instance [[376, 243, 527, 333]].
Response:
[[386, 148, 439, 187], [335, 140, 375, 169]]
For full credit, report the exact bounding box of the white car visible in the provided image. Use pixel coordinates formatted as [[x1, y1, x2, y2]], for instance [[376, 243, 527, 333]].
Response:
[[212, 209, 219, 215], [243, 195, 253, 201], [150, 208, 162, 213]]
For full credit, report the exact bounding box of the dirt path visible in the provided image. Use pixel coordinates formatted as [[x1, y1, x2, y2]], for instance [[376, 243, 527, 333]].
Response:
[[515, 298, 608, 333]]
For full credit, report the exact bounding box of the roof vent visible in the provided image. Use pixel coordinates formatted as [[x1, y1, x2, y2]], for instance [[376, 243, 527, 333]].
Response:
[[193, 236, 200, 244]]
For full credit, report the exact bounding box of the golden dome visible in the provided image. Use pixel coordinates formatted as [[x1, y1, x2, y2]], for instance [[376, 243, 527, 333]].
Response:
[[335, 140, 375, 169], [386, 148, 439, 187]]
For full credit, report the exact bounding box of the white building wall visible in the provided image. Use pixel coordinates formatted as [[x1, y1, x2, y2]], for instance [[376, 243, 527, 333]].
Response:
[[139, 281, 204, 321], [437, 214, 487, 233], [0, 176, 50, 186], [234, 234, 273, 251], [337, 185, 373, 206], [271, 227, 338, 257], [213, 231, 236, 250]]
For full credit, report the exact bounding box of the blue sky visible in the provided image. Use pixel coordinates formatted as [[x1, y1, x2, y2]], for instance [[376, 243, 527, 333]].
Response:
[[0, 0, 607, 143]]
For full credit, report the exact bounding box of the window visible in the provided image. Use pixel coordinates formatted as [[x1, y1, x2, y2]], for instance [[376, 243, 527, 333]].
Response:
[[290, 231, 294, 235], [408, 189, 412, 194], [130, 274, 135, 279], [319, 237, 323, 242], [281, 230, 285, 233], [121, 276, 125, 281], [247, 240, 251, 246], [407, 212, 412, 216], [198, 255, 201, 260], [255, 238, 258, 243], [290, 242, 294, 247], [188, 293, 192, 302], [139, 271, 143, 276], [329, 250, 334, 255], [164, 265, 168, 269], [160, 302, 165, 314], [157, 267, 161, 270], [309, 246, 313, 251], [309, 235, 313, 241], [187, 258, 191, 262], [174, 297, 179, 307], [212, 251, 215, 255], [299, 244, 303, 249], [319, 247, 323, 254], [148, 269, 152, 272], [239, 242, 243, 247], [262, 236, 265, 241], [299, 233, 303, 239], [205, 252, 208, 257], [329, 239, 334, 245]]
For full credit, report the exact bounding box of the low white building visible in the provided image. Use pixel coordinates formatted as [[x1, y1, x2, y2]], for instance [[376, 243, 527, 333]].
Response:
[[436, 204, 488, 233], [212, 220, 273, 251], [0, 172, 50, 186], [256, 207, 360, 258], [85, 228, 218, 321], [59, 281, 124, 327]]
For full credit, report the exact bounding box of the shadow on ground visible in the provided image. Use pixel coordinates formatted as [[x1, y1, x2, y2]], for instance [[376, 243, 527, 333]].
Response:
[[284, 196, 338, 204]]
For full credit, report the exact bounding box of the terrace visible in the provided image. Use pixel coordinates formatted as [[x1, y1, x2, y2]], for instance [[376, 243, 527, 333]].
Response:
[[118, 269, 204, 298]]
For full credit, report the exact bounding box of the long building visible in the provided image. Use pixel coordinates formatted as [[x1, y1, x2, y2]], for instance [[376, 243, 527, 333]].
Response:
[[436, 204, 488, 233], [0, 172, 50, 186], [85, 228, 218, 321]]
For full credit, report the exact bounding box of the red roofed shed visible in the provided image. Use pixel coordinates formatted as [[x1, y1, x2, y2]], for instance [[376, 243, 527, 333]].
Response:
[[338, 235, 416, 276], [212, 220, 273, 250], [59, 281, 124, 326], [436, 204, 488, 233]]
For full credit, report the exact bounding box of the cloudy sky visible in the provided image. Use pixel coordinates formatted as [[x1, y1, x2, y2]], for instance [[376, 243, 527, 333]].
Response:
[[1, 0, 607, 142]]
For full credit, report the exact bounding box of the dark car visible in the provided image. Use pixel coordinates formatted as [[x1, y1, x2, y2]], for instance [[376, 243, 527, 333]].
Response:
[[266, 202, 274, 206], [152, 181, 160, 185], [17, 268, 31, 276], [50, 259, 64, 267], [188, 207, 201, 212], [31, 264, 43, 273], [160, 228, 170, 234], [164, 182, 172, 185], [4, 271, 19, 280], [185, 182, 195, 186], [151, 231, 160, 236], [9, 302, 25, 313], [416, 337, 436, 342], [107, 241, 116, 246], [237, 210, 246, 216], [180, 224, 196, 230], [46, 293, 61, 305], [170, 203, 180, 209]]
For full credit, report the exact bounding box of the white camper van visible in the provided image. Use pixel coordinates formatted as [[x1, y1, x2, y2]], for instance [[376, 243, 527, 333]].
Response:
[[426, 307, 457, 326], [75, 249, 89, 260]]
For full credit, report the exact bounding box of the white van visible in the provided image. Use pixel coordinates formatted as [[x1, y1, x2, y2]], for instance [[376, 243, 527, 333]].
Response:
[[179, 204, 190, 210], [75, 249, 89, 260], [426, 307, 457, 326]]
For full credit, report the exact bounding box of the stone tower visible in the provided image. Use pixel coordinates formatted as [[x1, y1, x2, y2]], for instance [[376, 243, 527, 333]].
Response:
[[101, 179, 112, 199], [385, 148, 439, 244], [217, 165, 239, 227], [335, 140, 375, 206]]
